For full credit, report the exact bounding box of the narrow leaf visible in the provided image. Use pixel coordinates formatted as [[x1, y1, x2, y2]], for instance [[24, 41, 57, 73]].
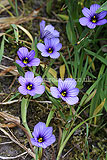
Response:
[[60, 64, 65, 80], [17, 24, 33, 42]]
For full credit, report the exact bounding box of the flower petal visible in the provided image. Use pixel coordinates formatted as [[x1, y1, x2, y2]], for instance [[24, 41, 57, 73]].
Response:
[[44, 38, 51, 48], [50, 87, 60, 98], [79, 17, 89, 26], [44, 134, 56, 148], [44, 31, 54, 39], [37, 142, 47, 148], [28, 50, 35, 60], [40, 20, 45, 30], [65, 96, 79, 105], [44, 25, 54, 33], [55, 43, 62, 51], [44, 25, 55, 39], [50, 38, 60, 46], [90, 4, 100, 13], [27, 89, 36, 96], [98, 11, 107, 20], [50, 51, 60, 59], [31, 138, 47, 148], [34, 85, 45, 94], [18, 76, 26, 85], [33, 122, 46, 138], [18, 86, 27, 95], [33, 76, 43, 85], [52, 30, 59, 37], [25, 71, 34, 80], [30, 138, 38, 145], [67, 88, 79, 96], [64, 78, 77, 90], [17, 47, 28, 59], [43, 127, 53, 139], [87, 21, 96, 29], [37, 43, 46, 52], [40, 20, 45, 39], [82, 7, 92, 18], [27, 58, 40, 67], [58, 78, 64, 92], [16, 60, 25, 67], [97, 19, 107, 25], [41, 51, 50, 57]]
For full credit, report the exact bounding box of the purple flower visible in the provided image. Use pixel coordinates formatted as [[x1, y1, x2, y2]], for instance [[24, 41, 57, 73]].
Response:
[[79, 4, 107, 29], [18, 71, 45, 96], [40, 20, 59, 40], [50, 78, 79, 105], [16, 47, 40, 67], [31, 122, 56, 148], [37, 38, 62, 59]]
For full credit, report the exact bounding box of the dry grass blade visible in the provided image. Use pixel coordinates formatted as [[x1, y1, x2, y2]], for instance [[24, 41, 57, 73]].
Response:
[[93, 98, 106, 125], [0, 8, 40, 30], [0, 112, 20, 128], [0, 127, 35, 159], [0, 152, 27, 159], [17, 24, 33, 42], [0, 112, 35, 157], [60, 64, 65, 80], [0, 123, 17, 128], [0, 6, 11, 14], [0, 3, 14, 17], [0, 66, 18, 76], [0, 33, 5, 37], [0, 0, 9, 9], [0, 65, 18, 76], [0, 112, 20, 124], [57, 126, 62, 151], [0, 99, 19, 105]]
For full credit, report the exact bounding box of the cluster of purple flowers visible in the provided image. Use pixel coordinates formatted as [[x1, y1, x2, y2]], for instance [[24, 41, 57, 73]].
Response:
[[17, 20, 79, 108], [16, 2, 107, 148], [37, 20, 62, 59]]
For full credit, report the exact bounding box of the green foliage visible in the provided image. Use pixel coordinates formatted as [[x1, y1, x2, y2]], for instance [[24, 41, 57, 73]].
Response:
[[46, 0, 53, 15], [96, 1, 107, 13], [11, 24, 19, 42], [14, 62, 25, 77], [0, 35, 5, 63], [8, 0, 19, 16]]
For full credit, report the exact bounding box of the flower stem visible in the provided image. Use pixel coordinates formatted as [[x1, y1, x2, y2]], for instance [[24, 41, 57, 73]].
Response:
[[46, 105, 56, 127], [21, 97, 32, 137], [42, 59, 55, 79]]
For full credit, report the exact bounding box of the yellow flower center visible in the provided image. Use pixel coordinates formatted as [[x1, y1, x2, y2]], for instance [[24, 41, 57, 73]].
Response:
[[61, 91, 66, 97], [38, 137, 43, 143], [27, 84, 32, 90], [48, 48, 53, 53], [23, 57, 28, 64], [92, 15, 97, 23]]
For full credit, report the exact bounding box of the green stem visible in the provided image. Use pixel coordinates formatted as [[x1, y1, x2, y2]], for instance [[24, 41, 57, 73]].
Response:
[[42, 59, 55, 79], [21, 97, 32, 137], [39, 147, 43, 160], [46, 105, 56, 127]]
